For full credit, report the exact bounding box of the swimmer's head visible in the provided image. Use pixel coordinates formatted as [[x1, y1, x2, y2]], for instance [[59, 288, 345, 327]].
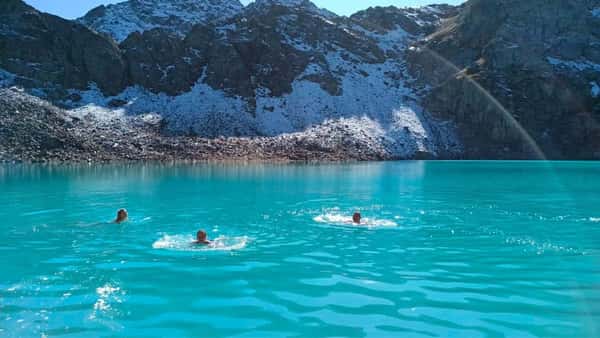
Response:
[[115, 209, 128, 224], [353, 212, 361, 224], [197, 230, 208, 243]]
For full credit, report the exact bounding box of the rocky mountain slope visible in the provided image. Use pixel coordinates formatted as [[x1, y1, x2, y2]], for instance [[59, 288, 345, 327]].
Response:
[[79, 0, 244, 42], [0, 87, 392, 162], [409, 0, 600, 159], [0, 0, 126, 95], [1, 0, 598, 161]]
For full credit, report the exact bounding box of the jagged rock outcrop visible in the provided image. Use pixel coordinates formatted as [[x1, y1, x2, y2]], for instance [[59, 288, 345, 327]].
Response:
[[199, 1, 384, 99], [79, 0, 244, 42], [409, 0, 600, 159], [351, 4, 460, 36], [0, 0, 127, 96]]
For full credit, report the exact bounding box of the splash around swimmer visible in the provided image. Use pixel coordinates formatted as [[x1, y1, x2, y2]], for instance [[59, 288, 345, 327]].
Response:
[[314, 210, 397, 228], [117, 208, 386, 253]]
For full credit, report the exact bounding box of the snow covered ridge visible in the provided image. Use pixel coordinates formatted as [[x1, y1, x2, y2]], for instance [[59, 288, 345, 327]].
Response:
[[78, 0, 244, 42]]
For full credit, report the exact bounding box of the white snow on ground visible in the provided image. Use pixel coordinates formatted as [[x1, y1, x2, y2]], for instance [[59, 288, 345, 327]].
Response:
[[591, 82, 600, 98], [373, 27, 411, 51], [352, 24, 411, 52], [547, 57, 600, 72], [68, 75, 257, 137], [251, 50, 458, 156], [403, 5, 448, 27]]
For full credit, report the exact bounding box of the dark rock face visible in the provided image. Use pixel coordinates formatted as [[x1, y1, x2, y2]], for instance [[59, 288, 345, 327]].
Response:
[[116, 2, 385, 98], [409, 0, 600, 159], [0, 0, 127, 95], [121, 29, 205, 95]]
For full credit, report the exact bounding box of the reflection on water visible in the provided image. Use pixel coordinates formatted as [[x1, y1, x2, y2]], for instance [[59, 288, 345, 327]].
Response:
[[0, 161, 600, 337]]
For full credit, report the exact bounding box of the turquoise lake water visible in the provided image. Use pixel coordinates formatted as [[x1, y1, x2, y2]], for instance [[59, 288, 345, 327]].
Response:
[[1, 161, 600, 337]]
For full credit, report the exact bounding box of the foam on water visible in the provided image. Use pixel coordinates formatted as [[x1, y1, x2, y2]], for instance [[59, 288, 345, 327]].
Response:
[[152, 234, 249, 252], [589, 217, 600, 222], [89, 283, 124, 322], [479, 226, 588, 255], [313, 213, 398, 228]]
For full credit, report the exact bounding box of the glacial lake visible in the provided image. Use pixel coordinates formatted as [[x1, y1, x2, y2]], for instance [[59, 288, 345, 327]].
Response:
[[0, 161, 599, 337]]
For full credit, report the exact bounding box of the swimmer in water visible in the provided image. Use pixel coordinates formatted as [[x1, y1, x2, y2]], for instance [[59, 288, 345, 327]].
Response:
[[352, 212, 362, 224], [115, 209, 128, 224], [195, 230, 212, 245]]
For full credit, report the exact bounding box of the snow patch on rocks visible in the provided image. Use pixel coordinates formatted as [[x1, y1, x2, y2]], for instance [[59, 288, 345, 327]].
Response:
[[252, 50, 459, 157], [79, 0, 244, 42], [356, 25, 411, 52], [66, 77, 256, 138], [403, 5, 450, 27], [65, 48, 460, 159], [547, 57, 600, 73]]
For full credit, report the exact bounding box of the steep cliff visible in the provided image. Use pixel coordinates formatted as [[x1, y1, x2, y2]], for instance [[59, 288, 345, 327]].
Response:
[[409, 0, 600, 159], [0, 0, 127, 95]]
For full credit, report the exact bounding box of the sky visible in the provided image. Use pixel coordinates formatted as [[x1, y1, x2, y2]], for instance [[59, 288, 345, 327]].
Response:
[[24, 0, 465, 19]]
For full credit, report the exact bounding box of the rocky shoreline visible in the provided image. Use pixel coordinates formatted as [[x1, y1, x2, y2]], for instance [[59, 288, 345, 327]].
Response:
[[1, 88, 413, 164]]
